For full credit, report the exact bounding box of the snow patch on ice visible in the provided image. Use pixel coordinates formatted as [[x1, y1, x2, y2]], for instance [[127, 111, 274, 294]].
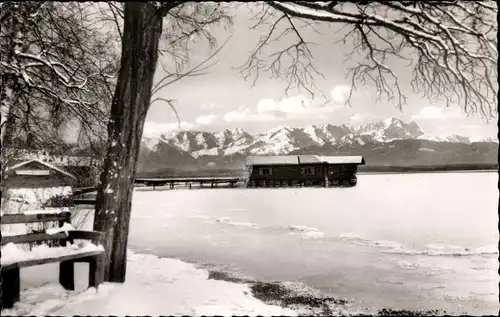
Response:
[[383, 243, 499, 257], [396, 260, 431, 270], [209, 217, 326, 239], [380, 243, 498, 257], [337, 233, 403, 249], [214, 217, 261, 229], [336, 233, 497, 257], [287, 225, 325, 239]]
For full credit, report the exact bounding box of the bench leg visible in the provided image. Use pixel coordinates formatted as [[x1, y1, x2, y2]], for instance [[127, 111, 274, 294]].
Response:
[[1, 267, 20, 310], [88, 255, 104, 289], [59, 260, 75, 290]]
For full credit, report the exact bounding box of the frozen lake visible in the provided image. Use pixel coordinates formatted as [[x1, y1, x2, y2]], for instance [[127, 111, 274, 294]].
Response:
[[129, 172, 499, 315]]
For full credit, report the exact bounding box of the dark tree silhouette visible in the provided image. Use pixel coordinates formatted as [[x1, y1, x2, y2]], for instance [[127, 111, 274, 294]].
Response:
[[92, 2, 231, 282]]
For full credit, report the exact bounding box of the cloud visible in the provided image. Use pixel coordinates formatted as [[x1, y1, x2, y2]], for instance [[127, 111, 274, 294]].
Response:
[[222, 90, 353, 124], [200, 102, 221, 110], [349, 113, 366, 123], [195, 114, 217, 125], [143, 121, 194, 137], [257, 95, 309, 114], [223, 108, 282, 122], [256, 94, 341, 118], [331, 85, 351, 105], [460, 124, 481, 130], [411, 106, 465, 121]]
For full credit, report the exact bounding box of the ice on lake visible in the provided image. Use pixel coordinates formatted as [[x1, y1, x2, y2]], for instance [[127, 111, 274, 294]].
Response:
[[129, 172, 499, 315]]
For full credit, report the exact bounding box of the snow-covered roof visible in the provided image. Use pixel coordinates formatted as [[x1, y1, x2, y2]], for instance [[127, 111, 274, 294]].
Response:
[[297, 155, 322, 164], [246, 155, 365, 166], [246, 155, 299, 166], [3, 148, 96, 167], [7, 159, 77, 180], [319, 156, 365, 165]]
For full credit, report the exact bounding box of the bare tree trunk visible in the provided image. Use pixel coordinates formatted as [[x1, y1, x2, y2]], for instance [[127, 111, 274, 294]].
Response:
[[1, 4, 24, 150], [1, 3, 26, 198], [93, 2, 163, 283]]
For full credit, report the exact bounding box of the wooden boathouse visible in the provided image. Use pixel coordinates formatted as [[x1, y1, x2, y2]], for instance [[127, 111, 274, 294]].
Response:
[[245, 155, 365, 187]]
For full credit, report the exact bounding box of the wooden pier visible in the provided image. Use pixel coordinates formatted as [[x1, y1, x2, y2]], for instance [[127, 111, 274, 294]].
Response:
[[71, 176, 244, 205], [134, 176, 242, 189]]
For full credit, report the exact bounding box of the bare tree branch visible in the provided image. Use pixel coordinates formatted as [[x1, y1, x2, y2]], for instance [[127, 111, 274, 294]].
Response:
[[1, 2, 120, 154], [240, 1, 497, 119], [152, 33, 232, 95]]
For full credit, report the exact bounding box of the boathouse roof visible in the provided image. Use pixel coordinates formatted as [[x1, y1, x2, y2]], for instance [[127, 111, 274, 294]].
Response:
[[246, 155, 299, 166], [297, 155, 322, 164], [246, 155, 365, 166], [320, 156, 365, 165]]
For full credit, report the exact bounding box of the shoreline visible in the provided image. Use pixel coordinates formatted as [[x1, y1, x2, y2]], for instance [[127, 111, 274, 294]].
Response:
[[205, 267, 448, 317], [129, 247, 444, 316], [206, 270, 354, 316], [137, 168, 498, 179], [357, 169, 497, 175]]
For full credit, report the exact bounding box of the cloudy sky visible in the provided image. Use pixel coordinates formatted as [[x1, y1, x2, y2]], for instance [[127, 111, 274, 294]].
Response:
[[144, 4, 497, 140]]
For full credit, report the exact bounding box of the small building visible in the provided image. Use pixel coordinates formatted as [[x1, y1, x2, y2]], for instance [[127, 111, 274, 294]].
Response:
[[4, 148, 100, 187], [4, 159, 77, 188], [3, 159, 77, 243], [245, 155, 365, 187]]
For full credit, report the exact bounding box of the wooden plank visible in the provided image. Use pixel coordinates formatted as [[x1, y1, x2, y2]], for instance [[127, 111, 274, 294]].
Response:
[[73, 199, 96, 205], [1, 212, 71, 225], [1, 231, 68, 246], [2, 250, 104, 270], [68, 230, 104, 245], [2, 229, 104, 246], [72, 187, 97, 196], [0, 266, 20, 309], [59, 260, 75, 290], [87, 254, 105, 288]]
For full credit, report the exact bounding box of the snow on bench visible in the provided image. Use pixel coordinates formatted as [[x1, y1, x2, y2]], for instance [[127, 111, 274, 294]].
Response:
[[23, 207, 70, 214], [1, 241, 104, 267], [0, 210, 106, 310]]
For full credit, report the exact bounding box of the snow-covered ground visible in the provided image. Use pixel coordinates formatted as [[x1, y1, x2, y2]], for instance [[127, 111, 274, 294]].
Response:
[[2, 186, 72, 216], [1, 250, 296, 316], [1, 188, 295, 316]]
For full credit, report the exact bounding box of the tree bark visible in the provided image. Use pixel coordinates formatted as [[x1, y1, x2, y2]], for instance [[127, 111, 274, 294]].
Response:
[[1, 3, 23, 150], [93, 2, 163, 283]]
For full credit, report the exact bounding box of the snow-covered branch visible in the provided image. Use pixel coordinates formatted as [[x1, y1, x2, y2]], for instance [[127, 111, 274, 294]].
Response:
[[1, 2, 120, 150], [241, 1, 498, 117]]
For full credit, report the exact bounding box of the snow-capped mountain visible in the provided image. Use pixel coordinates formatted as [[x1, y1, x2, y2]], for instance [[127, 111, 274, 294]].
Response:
[[138, 118, 498, 171], [143, 128, 254, 158], [143, 118, 432, 156], [353, 118, 424, 142], [417, 134, 472, 144]]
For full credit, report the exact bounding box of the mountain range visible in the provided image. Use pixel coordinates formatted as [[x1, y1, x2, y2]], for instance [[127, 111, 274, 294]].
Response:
[[137, 118, 498, 173]]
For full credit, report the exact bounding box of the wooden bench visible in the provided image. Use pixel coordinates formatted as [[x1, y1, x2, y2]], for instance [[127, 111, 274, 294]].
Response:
[[1, 211, 105, 310]]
